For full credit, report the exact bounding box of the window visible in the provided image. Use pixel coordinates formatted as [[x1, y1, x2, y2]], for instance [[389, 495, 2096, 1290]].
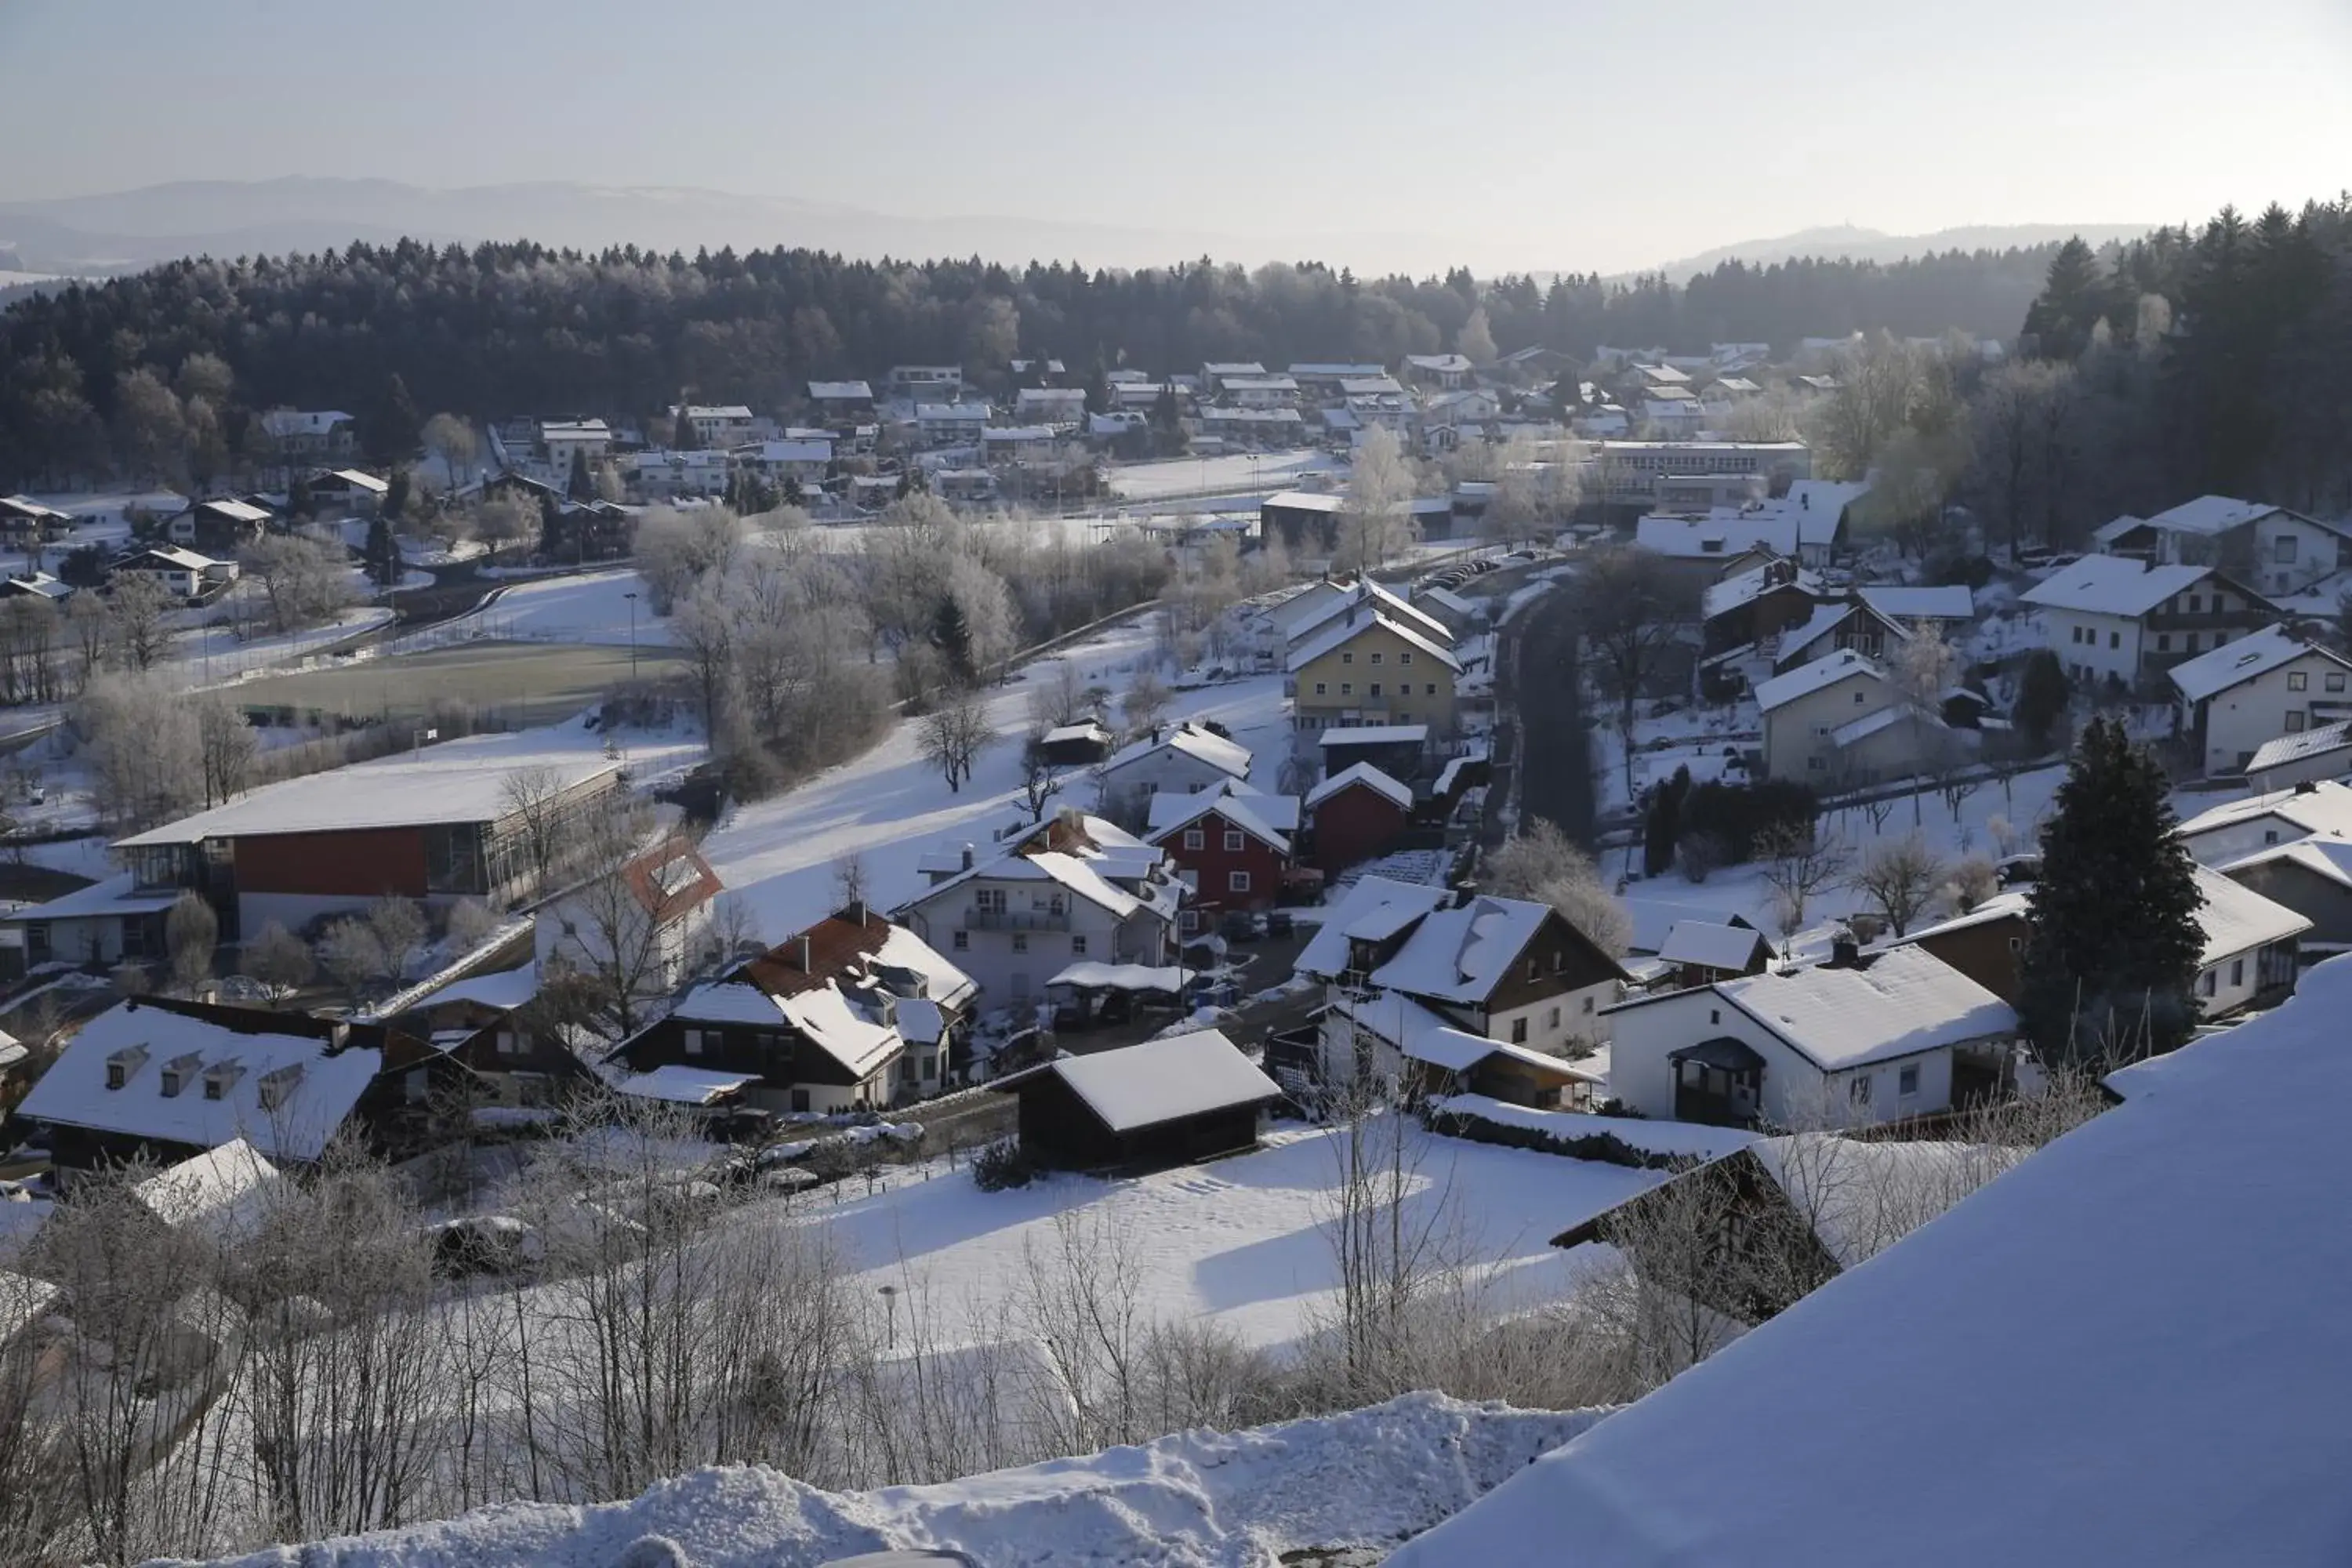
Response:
[[160, 1067, 184, 1097], [1341, 651, 1353, 664], [2187, 594, 2203, 613], [1709, 1008, 1720, 1025], [2331, 672, 2347, 693], [791, 1088, 811, 1112], [1370, 652, 1383, 665], [2156, 633, 2170, 652], [1011, 933, 1028, 953], [975, 887, 1006, 914], [2264, 828, 2281, 844], [1071, 934, 1087, 955], [1341, 682, 1353, 695], [205, 1077, 224, 1102], [2185, 632, 2201, 652], [2276, 535, 2299, 564], [951, 930, 968, 950], [1509, 1017, 1529, 1044], [1314, 682, 1327, 696], [1582, 995, 1595, 1013], [1898, 1064, 1921, 1097], [1223, 829, 1245, 851], [1854, 690, 1866, 703], [1397, 710, 1411, 721], [1547, 1005, 1561, 1028], [1399, 651, 1413, 666], [2287, 711, 2307, 732], [2290, 671, 2309, 691], [1229, 870, 1252, 893], [1184, 828, 1205, 851], [2199, 967, 2217, 997], [1426, 683, 1438, 695], [1808, 756, 1826, 771], [2071, 626, 2083, 644], [684, 1029, 706, 1056], [1849, 1074, 1874, 1107], [2230, 958, 2245, 988], [495, 1031, 520, 1056], [2109, 630, 2120, 649]]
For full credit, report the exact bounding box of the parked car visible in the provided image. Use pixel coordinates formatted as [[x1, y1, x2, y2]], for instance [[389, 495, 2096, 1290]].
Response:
[[1218, 909, 1263, 943], [1997, 854, 2043, 887], [1264, 909, 1296, 938]]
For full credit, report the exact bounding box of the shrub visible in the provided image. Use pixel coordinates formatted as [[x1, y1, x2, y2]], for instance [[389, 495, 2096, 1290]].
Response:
[[971, 1138, 1036, 1191], [1679, 778, 1819, 865], [1421, 1104, 1693, 1172]]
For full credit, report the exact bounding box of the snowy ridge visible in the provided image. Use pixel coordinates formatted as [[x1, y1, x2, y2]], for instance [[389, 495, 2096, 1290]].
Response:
[[169, 1393, 1608, 1568]]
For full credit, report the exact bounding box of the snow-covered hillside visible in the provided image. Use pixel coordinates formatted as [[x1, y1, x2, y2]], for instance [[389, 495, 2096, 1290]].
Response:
[[167, 1392, 1604, 1568]]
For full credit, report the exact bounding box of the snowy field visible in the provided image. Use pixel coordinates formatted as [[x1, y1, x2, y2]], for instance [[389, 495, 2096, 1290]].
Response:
[[181, 1392, 1604, 1568], [699, 614, 1290, 944], [1107, 448, 1344, 502], [814, 1124, 1660, 1352], [382, 568, 677, 652]]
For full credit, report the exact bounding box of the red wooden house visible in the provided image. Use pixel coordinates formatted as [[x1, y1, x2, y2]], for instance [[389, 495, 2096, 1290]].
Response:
[[1145, 784, 1299, 932], [1304, 761, 1414, 873]]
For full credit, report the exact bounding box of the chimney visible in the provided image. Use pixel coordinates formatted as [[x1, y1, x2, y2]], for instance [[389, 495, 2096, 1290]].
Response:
[[1801, 492, 1811, 510], [327, 1020, 350, 1051], [800, 933, 814, 972], [1828, 933, 1860, 967], [850, 898, 869, 926], [2296, 779, 2318, 795]]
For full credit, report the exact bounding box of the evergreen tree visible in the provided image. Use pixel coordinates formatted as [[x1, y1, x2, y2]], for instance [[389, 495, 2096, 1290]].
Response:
[[1642, 764, 1690, 877], [673, 402, 698, 449], [362, 373, 419, 466], [2020, 237, 2105, 361], [931, 594, 974, 683], [568, 446, 593, 501], [2013, 649, 2071, 752], [1085, 358, 1111, 415], [383, 465, 411, 521], [285, 475, 314, 518], [2020, 717, 2205, 1067], [363, 514, 401, 586]]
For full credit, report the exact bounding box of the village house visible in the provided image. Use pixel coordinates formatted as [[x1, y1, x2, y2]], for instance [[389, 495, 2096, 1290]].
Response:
[[990, 1027, 1281, 1173], [1592, 441, 1813, 510], [607, 906, 976, 1110], [2168, 625, 2352, 777], [111, 544, 238, 601], [1755, 649, 1905, 782], [256, 409, 357, 464], [1289, 608, 1464, 739], [2022, 555, 2276, 688], [539, 419, 612, 475], [2173, 779, 2352, 866], [1200, 361, 1269, 393], [1145, 782, 1301, 930], [103, 733, 621, 939], [895, 811, 1182, 1013], [1766, 597, 1913, 675], [1656, 918, 1773, 988], [1302, 760, 1416, 873], [165, 497, 271, 554], [303, 467, 390, 516], [1287, 362, 1388, 396], [2098, 495, 2352, 598], [1320, 985, 1600, 1109], [14, 995, 467, 1177], [2216, 834, 2352, 947], [673, 404, 756, 448], [1280, 575, 1454, 655], [887, 365, 964, 401], [1091, 720, 1253, 818], [0, 494, 74, 545], [1404, 353, 1475, 389], [1013, 386, 1087, 425], [1214, 375, 1299, 409], [0, 873, 183, 979], [2247, 721, 2352, 793], [532, 834, 724, 1012], [386, 961, 594, 1112], [1036, 720, 1115, 768], [807, 379, 874, 419], [914, 403, 991, 448], [1700, 557, 1827, 660], [1604, 941, 2018, 1128]]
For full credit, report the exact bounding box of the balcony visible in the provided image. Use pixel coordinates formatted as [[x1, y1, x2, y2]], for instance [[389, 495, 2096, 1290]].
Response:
[[965, 906, 1071, 932]]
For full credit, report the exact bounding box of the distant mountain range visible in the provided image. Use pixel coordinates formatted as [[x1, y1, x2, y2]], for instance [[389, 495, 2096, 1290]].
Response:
[[1628, 222, 2158, 281], [0, 179, 2158, 286]]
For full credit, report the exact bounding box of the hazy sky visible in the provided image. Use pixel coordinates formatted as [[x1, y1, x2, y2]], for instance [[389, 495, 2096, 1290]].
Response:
[[5, 0, 2350, 272]]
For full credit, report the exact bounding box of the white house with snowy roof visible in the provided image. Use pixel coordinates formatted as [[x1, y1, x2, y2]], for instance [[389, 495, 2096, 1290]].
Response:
[[2168, 625, 2352, 777], [1603, 942, 2018, 1128], [895, 811, 1182, 1011], [2174, 779, 2352, 866], [1392, 960, 2352, 1568], [2104, 495, 2352, 598], [2247, 720, 2352, 793], [2021, 555, 2278, 688], [1091, 721, 1253, 816], [1756, 649, 1898, 782]]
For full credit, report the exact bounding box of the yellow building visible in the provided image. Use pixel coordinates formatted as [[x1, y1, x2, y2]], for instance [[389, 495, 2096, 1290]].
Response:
[[1289, 610, 1464, 737]]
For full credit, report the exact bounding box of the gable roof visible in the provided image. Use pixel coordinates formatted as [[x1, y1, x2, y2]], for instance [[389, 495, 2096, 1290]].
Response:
[[1094, 721, 1253, 783], [2021, 555, 2216, 617], [1627, 946, 2014, 1073], [1391, 959, 2352, 1568], [1857, 584, 1973, 622], [2190, 863, 2310, 964], [996, 1028, 1279, 1134], [2247, 719, 2352, 778], [15, 997, 424, 1162], [2144, 493, 2347, 540], [1283, 577, 1454, 649], [2169, 625, 2352, 704], [1658, 920, 1769, 973], [1635, 511, 1801, 561], [1145, 789, 1294, 856], [1287, 608, 1464, 674], [1294, 876, 1453, 979], [1771, 601, 1910, 670], [1752, 648, 1882, 713], [1370, 895, 1624, 1004], [1306, 760, 1414, 812], [1700, 561, 1823, 622], [2219, 833, 2352, 893], [808, 379, 873, 401], [2176, 781, 2352, 847]]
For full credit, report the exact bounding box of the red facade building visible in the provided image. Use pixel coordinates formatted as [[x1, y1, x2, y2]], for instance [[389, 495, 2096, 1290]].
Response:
[[1146, 792, 1297, 932], [1304, 762, 1414, 873]]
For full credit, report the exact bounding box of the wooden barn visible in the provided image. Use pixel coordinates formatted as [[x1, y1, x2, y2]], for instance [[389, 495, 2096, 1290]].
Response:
[[990, 1028, 1281, 1172]]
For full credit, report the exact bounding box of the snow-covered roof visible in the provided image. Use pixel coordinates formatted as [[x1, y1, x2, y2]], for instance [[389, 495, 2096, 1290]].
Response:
[[413, 962, 541, 1013], [1095, 721, 1254, 783], [1317, 724, 1430, 748], [870, 922, 979, 1011], [614, 1065, 758, 1105], [322, 467, 389, 494], [1284, 577, 1455, 651], [1307, 760, 1414, 811], [1891, 888, 2031, 946], [1006, 1028, 1278, 1134], [2176, 781, 2352, 846], [1370, 895, 1559, 1005], [1263, 489, 1346, 515], [0, 493, 72, 522], [2191, 863, 2310, 964], [2091, 512, 2151, 545], [2218, 834, 2352, 892], [1702, 946, 2016, 1072], [2, 872, 182, 924], [1700, 561, 1822, 622], [742, 439, 831, 463], [1392, 957, 2352, 1568], [2020, 555, 2212, 617], [116, 727, 621, 846], [1745, 1134, 1989, 1268], [808, 379, 873, 401], [2144, 493, 2344, 539], [188, 497, 271, 524], [2248, 720, 2352, 777], [1043, 720, 1113, 746], [892, 996, 946, 1045], [1658, 920, 1768, 973], [132, 1138, 281, 1235], [1295, 877, 1454, 979], [124, 545, 229, 572], [1752, 648, 1881, 713], [1770, 601, 1900, 670], [1146, 788, 1297, 854], [1635, 511, 1800, 561], [1857, 584, 1973, 622], [1831, 704, 1933, 749], [2169, 624, 2351, 704], [776, 985, 901, 1078], [1047, 961, 1185, 993], [16, 1000, 394, 1162], [258, 408, 353, 437], [1418, 585, 1479, 621]]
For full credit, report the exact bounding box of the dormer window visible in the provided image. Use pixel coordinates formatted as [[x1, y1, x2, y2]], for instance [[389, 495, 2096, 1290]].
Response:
[[158, 1052, 203, 1098], [105, 1045, 148, 1091], [202, 1061, 245, 1102], [257, 1064, 303, 1111]]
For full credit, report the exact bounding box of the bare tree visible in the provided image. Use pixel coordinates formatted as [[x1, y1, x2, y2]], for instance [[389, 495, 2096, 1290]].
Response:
[[239, 533, 359, 634], [165, 890, 216, 993], [78, 671, 202, 832], [535, 796, 676, 1042], [420, 411, 480, 488], [918, 691, 993, 793], [1028, 659, 1092, 731], [1570, 546, 1700, 801], [1336, 426, 1418, 572], [194, 688, 258, 806], [107, 572, 179, 671], [1850, 833, 1945, 938], [831, 851, 870, 910], [1120, 670, 1170, 738], [636, 505, 746, 613], [1946, 854, 1999, 913], [501, 764, 571, 892], [1756, 823, 1852, 941], [239, 918, 314, 1004], [1018, 731, 1062, 823]]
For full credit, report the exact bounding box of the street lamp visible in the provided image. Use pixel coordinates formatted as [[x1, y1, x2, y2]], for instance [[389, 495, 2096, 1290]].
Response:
[[877, 1283, 899, 1351], [623, 590, 639, 683]]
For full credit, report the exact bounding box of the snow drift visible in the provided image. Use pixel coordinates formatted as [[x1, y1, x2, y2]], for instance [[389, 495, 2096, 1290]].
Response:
[[157, 1392, 1606, 1568]]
